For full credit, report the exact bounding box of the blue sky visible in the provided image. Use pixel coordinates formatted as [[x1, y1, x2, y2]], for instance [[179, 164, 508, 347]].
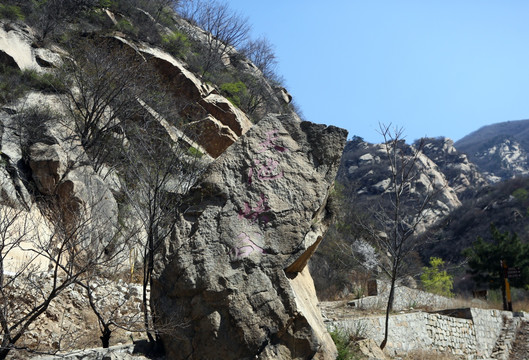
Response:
[[228, 1, 529, 143]]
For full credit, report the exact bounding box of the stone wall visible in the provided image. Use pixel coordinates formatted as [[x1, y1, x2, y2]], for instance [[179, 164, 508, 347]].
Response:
[[331, 308, 525, 358], [347, 280, 453, 311], [35, 344, 149, 360], [470, 308, 512, 358]]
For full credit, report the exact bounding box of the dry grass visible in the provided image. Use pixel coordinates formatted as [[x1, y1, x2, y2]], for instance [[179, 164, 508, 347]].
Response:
[[401, 349, 464, 359]]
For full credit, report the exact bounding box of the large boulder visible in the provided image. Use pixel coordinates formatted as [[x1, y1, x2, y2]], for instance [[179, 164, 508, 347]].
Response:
[[152, 114, 347, 359]]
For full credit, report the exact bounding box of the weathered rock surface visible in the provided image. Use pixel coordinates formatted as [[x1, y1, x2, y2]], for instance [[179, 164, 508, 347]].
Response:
[[455, 119, 529, 181], [0, 21, 39, 70], [421, 137, 488, 196], [152, 114, 347, 359], [111, 35, 253, 158], [29, 142, 68, 195], [338, 139, 461, 232]]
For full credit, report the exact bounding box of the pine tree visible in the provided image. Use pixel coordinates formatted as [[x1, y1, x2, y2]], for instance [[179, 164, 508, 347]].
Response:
[[463, 224, 529, 290]]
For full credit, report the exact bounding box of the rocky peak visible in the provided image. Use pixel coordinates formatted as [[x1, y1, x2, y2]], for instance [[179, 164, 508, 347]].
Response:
[[455, 119, 529, 181], [338, 138, 462, 231], [476, 138, 529, 181], [419, 137, 487, 197]]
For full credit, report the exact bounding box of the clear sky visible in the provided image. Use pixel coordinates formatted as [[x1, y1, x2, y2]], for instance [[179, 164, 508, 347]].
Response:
[[228, 0, 529, 143]]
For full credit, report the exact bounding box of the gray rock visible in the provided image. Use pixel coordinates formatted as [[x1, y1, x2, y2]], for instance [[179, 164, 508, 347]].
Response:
[[57, 165, 118, 240], [152, 114, 347, 359], [0, 20, 39, 70]]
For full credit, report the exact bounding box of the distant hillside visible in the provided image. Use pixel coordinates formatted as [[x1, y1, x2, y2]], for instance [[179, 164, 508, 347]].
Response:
[[455, 119, 529, 180], [421, 176, 529, 291], [315, 129, 529, 298]]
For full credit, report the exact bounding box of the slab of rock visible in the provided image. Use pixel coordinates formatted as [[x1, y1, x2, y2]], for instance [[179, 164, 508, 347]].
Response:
[[356, 339, 388, 360], [110, 36, 252, 158], [0, 21, 38, 70], [185, 115, 239, 158], [152, 113, 347, 359]]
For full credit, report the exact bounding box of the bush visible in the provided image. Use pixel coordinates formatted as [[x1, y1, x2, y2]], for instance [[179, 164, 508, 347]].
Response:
[[20, 69, 66, 93], [98, 0, 117, 7], [187, 146, 203, 158], [421, 257, 454, 297], [220, 80, 247, 108], [329, 329, 362, 360], [512, 188, 529, 203], [0, 65, 25, 104], [161, 31, 191, 58], [0, 65, 64, 105], [116, 18, 137, 35], [0, 4, 24, 20]]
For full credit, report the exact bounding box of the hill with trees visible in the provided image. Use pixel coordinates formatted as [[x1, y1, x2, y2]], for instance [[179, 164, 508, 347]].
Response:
[[0, 0, 313, 358], [314, 128, 529, 299], [455, 119, 529, 181]]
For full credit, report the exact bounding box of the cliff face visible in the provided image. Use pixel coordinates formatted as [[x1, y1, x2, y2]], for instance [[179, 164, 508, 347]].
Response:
[[420, 137, 488, 198], [0, 3, 343, 358]]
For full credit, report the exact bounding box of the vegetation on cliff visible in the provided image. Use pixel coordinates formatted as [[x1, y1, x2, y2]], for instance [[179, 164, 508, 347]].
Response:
[[0, 0, 298, 357]]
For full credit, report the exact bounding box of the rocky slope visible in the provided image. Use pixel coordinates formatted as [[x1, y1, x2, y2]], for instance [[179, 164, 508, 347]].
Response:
[[419, 137, 488, 199], [455, 119, 529, 181], [337, 137, 462, 230], [0, 2, 341, 359]]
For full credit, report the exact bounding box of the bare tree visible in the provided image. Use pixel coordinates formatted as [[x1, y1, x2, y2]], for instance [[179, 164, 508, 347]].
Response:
[[177, 0, 251, 75], [0, 196, 125, 359], [61, 40, 141, 164], [119, 108, 206, 347], [28, 0, 96, 42], [60, 39, 176, 174], [241, 36, 278, 80], [75, 268, 143, 348], [355, 124, 441, 349]]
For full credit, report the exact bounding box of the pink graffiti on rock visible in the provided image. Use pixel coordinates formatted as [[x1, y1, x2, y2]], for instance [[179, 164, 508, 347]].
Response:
[[231, 232, 265, 259], [257, 130, 287, 153], [248, 159, 284, 185], [238, 193, 270, 223]]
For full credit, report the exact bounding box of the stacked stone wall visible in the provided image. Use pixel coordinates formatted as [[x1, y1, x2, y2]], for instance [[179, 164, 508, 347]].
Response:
[[348, 280, 453, 311], [332, 308, 524, 358]]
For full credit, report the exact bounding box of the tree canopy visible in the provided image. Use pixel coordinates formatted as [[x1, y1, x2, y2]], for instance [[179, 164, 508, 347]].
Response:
[[420, 257, 453, 297], [463, 224, 529, 290]]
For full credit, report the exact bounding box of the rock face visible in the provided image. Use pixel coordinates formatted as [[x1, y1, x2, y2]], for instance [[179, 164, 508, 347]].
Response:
[[0, 21, 40, 70], [111, 36, 253, 158], [475, 138, 529, 181], [152, 114, 347, 360], [455, 119, 529, 181], [420, 137, 487, 197], [338, 138, 461, 231]]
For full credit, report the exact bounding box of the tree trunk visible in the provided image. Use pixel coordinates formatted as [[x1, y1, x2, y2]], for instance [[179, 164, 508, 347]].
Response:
[[0, 345, 11, 360], [380, 276, 396, 350], [100, 326, 112, 348]]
